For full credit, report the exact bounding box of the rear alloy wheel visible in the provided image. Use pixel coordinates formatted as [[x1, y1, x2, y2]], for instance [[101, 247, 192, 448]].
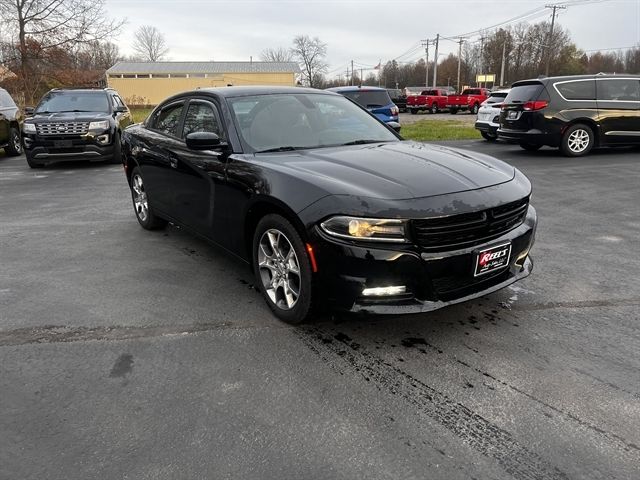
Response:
[[409, 109, 417, 115], [130, 168, 167, 230], [253, 214, 314, 324], [561, 124, 594, 157], [430, 103, 439, 114], [520, 142, 542, 151], [471, 103, 480, 115], [450, 108, 458, 115], [6, 127, 23, 156], [481, 131, 498, 141]]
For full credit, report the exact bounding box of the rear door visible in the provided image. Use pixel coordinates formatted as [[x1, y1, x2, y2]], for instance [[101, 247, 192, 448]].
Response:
[[0, 90, 10, 144], [596, 78, 640, 144], [138, 100, 186, 216]]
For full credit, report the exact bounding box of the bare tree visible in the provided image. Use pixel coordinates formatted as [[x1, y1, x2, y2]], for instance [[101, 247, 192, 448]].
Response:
[[132, 25, 169, 62], [260, 47, 293, 63], [0, 0, 123, 102], [291, 35, 328, 88]]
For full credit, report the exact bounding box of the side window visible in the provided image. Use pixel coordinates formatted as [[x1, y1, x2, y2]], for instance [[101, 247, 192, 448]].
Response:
[[597, 79, 640, 101], [113, 95, 126, 109], [556, 81, 596, 100], [182, 101, 224, 139], [152, 102, 184, 137]]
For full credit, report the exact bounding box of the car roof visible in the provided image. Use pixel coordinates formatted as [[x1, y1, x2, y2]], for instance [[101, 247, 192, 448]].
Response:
[[514, 74, 640, 86], [195, 86, 334, 98], [325, 86, 387, 92]]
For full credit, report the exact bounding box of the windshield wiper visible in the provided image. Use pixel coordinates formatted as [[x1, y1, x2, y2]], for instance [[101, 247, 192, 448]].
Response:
[[256, 146, 303, 153], [341, 139, 389, 146], [56, 109, 92, 113]]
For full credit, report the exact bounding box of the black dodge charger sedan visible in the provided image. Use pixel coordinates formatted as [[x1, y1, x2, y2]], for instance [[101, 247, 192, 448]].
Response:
[[121, 86, 537, 323]]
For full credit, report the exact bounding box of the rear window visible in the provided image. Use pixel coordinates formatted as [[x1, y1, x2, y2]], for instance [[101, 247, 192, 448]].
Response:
[[485, 93, 507, 104], [0, 89, 16, 108], [554, 80, 596, 101], [421, 90, 440, 96], [504, 83, 546, 104], [341, 90, 392, 109], [462, 89, 481, 95]]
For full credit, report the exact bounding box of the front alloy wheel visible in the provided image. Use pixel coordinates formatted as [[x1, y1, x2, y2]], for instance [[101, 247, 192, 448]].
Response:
[[130, 168, 166, 230], [253, 214, 314, 324], [561, 124, 594, 157]]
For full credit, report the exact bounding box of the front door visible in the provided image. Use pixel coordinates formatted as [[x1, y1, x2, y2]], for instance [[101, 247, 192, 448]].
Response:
[[170, 99, 228, 235]]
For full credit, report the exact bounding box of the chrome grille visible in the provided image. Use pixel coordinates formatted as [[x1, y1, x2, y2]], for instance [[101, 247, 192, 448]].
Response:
[[411, 197, 529, 251], [36, 122, 90, 136]]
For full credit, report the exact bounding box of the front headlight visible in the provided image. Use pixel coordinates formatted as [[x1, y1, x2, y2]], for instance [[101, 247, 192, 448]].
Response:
[[88, 120, 109, 131], [320, 216, 408, 243], [23, 122, 36, 134]]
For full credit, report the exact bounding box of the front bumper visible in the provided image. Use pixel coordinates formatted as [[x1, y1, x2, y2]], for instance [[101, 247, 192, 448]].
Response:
[[23, 133, 115, 163], [311, 206, 537, 314]]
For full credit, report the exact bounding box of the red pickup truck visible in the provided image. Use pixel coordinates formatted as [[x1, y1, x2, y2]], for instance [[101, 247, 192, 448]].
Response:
[[406, 89, 450, 114], [446, 88, 491, 114]]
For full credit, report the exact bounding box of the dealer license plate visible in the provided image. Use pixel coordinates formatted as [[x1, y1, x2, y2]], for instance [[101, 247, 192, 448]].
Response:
[[508, 110, 519, 119], [474, 242, 511, 277]]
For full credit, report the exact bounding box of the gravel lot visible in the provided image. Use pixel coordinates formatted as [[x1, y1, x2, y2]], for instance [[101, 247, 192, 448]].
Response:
[[1, 142, 639, 479]]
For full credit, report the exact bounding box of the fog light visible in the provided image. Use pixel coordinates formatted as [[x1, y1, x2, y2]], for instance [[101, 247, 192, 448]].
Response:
[[97, 134, 109, 145], [362, 285, 406, 296]]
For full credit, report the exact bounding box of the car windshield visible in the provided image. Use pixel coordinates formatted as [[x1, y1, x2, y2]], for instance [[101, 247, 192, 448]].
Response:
[[35, 92, 109, 113], [228, 93, 398, 153]]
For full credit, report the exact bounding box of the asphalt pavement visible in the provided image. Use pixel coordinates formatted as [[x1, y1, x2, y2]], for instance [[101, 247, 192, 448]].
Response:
[[1, 142, 639, 479]]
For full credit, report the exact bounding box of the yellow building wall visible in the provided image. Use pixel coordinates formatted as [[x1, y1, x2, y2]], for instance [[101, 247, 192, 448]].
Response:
[[107, 72, 297, 105]]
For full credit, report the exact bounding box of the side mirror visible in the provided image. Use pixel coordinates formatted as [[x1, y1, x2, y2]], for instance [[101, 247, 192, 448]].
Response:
[[24, 107, 34, 116], [387, 121, 401, 133], [185, 131, 223, 150], [115, 106, 128, 113]]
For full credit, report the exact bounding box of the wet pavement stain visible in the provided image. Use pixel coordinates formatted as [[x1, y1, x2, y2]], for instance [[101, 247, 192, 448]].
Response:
[[297, 326, 569, 480], [110, 353, 134, 378]]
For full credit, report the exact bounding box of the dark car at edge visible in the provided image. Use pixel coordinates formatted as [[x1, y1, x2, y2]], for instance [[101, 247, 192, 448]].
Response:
[[498, 74, 640, 156], [22, 87, 133, 168], [121, 86, 537, 323], [0, 87, 24, 157]]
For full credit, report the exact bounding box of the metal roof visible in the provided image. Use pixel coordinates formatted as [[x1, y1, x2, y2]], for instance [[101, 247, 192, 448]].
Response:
[[107, 61, 301, 75]]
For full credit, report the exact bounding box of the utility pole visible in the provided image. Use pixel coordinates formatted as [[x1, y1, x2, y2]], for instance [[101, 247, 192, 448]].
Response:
[[545, 4, 566, 76], [421, 39, 430, 88], [478, 36, 486, 88], [432, 34, 440, 88], [456, 38, 464, 92], [360, 68, 363, 86], [500, 41, 507, 86], [351, 60, 354, 86], [346, 68, 350, 86]]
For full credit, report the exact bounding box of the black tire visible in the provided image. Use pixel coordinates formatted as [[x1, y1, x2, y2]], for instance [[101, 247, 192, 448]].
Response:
[[252, 214, 315, 324], [560, 123, 595, 157], [471, 103, 480, 115], [110, 131, 123, 164], [409, 109, 417, 115], [5, 127, 23, 156], [25, 152, 43, 168], [481, 131, 498, 141], [130, 167, 167, 230], [520, 142, 542, 151], [449, 108, 458, 115], [430, 103, 439, 114]]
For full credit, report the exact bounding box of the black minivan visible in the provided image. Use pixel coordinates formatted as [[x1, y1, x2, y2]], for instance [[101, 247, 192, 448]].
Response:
[[498, 74, 640, 157]]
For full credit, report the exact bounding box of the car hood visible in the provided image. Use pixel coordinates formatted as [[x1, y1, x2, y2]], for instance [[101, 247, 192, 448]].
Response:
[[28, 112, 111, 123], [257, 141, 515, 200]]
